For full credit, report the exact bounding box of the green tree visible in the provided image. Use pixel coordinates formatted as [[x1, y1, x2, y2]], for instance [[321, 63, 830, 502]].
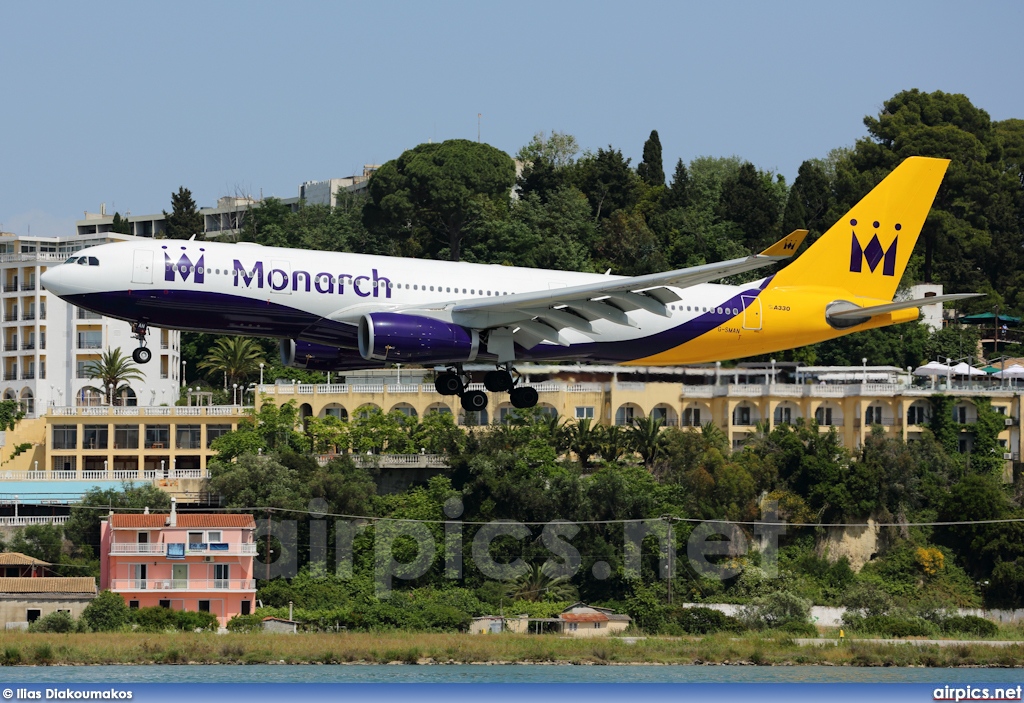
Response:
[[516, 130, 580, 168], [0, 398, 25, 430], [565, 418, 604, 470], [504, 562, 577, 602], [411, 411, 465, 455], [209, 453, 305, 510], [8, 524, 64, 564], [781, 159, 833, 237], [663, 158, 690, 210], [110, 212, 131, 235], [85, 348, 145, 406], [162, 186, 204, 240], [197, 336, 266, 390], [348, 408, 413, 454], [81, 590, 130, 632], [572, 146, 638, 220], [717, 161, 783, 251], [364, 139, 516, 261], [637, 129, 665, 187], [630, 415, 666, 468], [64, 483, 171, 558], [209, 399, 306, 462]]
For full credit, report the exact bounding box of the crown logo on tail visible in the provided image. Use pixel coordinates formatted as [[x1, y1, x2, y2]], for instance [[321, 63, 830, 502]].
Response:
[[849, 219, 900, 276]]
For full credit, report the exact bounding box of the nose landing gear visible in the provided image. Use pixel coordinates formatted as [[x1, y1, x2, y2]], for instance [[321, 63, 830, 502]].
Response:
[[130, 322, 151, 364]]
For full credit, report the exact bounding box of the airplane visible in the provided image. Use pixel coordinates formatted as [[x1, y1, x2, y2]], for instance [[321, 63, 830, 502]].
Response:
[[40, 156, 979, 412]]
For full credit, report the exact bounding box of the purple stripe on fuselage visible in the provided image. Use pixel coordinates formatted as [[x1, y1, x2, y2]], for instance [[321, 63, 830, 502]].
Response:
[[62, 289, 358, 346], [63, 277, 771, 367], [519, 277, 773, 362]]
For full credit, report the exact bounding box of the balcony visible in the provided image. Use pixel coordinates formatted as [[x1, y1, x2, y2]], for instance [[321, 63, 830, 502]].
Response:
[[109, 578, 256, 592], [21, 282, 35, 291], [21, 342, 33, 350], [110, 543, 167, 555], [21, 371, 34, 380], [22, 312, 35, 321], [186, 542, 257, 555], [3, 372, 17, 381], [4, 312, 17, 322]]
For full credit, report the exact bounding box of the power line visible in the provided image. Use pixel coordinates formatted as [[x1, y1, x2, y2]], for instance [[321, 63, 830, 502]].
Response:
[[50, 502, 1024, 529]]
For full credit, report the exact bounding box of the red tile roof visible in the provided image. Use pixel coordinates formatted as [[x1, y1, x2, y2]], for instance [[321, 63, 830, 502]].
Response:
[[109, 514, 256, 529], [560, 612, 609, 623]]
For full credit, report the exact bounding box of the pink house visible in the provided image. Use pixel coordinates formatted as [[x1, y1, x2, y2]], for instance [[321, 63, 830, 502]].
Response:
[[100, 499, 257, 626]]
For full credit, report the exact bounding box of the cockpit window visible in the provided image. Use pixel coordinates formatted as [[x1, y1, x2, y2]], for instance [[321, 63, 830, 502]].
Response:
[[65, 257, 78, 264], [78, 258, 89, 265], [88, 257, 99, 266], [77, 257, 99, 266]]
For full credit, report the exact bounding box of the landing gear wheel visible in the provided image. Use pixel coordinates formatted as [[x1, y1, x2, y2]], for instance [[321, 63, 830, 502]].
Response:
[[435, 372, 463, 396], [510, 386, 539, 409], [484, 370, 514, 392], [461, 390, 488, 412], [132, 347, 152, 364]]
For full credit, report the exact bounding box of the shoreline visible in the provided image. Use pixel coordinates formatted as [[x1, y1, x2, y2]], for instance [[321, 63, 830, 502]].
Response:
[[2, 632, 1023, 668]]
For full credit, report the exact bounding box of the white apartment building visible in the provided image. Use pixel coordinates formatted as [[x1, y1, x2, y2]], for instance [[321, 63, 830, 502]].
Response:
[[0, 232, 181, 416], [75, 166, 380, 240]]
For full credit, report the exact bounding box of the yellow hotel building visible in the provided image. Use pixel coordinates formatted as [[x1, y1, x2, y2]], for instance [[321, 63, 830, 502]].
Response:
[[1, 364, 1018, 507]]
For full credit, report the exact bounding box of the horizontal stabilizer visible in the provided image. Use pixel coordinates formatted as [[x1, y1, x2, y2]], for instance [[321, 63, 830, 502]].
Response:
[[828, 293, 983, 321]]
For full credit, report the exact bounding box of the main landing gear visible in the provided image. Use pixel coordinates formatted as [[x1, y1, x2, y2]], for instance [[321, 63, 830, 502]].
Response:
[[130, 322, 152, 364], [434, 363, 539, 411]]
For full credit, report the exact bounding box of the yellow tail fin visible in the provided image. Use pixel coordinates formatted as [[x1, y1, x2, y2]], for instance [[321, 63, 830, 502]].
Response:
[[771, 156, 949, 300]]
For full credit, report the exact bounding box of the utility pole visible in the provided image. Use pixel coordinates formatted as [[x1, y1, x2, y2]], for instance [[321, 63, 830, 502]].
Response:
[[477, 113, 481, 143], [665, 516, 673, 605]]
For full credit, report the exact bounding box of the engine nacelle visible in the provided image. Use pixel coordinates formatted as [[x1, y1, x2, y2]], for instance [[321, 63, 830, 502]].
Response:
[[280, 340, 356, 371], [358, 313, 479, 363]]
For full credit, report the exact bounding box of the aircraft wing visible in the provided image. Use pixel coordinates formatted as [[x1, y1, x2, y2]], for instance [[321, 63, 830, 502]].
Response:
[[446, 229, 807, 348]]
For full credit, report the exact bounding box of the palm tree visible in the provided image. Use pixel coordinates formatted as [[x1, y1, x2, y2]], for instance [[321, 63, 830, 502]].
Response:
[[599, 424, 628, 463], [566, 418, 604, 469], [197, 337, 266, 389], [504, 563, 577, 602], [85, 348, 145, 406], [630, 415, 665, 467]]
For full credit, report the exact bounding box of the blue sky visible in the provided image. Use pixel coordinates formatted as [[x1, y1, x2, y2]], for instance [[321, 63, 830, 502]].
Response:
[[1, 0, 1021, 237]]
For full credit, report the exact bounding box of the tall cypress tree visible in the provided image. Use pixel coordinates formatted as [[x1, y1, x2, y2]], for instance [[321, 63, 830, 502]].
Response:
[[163, 187, 204, 240], [637, 130, 665, 187], [664, 158, 690, 209]]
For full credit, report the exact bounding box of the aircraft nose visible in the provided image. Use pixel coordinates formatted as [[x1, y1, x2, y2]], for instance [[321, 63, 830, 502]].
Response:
[[39, 266, 61, 292]]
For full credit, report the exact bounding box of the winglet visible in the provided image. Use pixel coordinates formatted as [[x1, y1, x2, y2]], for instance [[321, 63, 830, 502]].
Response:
[[759, 229, 808, 258]]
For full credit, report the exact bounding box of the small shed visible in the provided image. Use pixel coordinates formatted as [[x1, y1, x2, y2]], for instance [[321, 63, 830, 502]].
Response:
[[0, 577, 97, 630], [559, 603, 632, 637], [261, 616, 300, 634]]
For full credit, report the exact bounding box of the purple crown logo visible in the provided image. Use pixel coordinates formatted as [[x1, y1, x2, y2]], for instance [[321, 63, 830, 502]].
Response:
[[849, 219, 899, 276]]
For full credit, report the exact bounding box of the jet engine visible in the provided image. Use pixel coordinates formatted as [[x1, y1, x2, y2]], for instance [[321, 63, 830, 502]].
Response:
[[358, 313, 479, 363], [279, 340, 362, 371]]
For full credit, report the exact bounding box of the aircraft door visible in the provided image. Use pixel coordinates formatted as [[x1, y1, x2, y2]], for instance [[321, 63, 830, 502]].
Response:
[[270, 260, 291, 295], [131, 250, 153, 285], [741, 295, 762, 331]]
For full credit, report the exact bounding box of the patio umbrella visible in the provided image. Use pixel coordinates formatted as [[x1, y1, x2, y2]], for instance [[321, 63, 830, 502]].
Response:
[[993, 364, 1024, 379], [951, 362, 987, 377], [912, 361, 951, 377]]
